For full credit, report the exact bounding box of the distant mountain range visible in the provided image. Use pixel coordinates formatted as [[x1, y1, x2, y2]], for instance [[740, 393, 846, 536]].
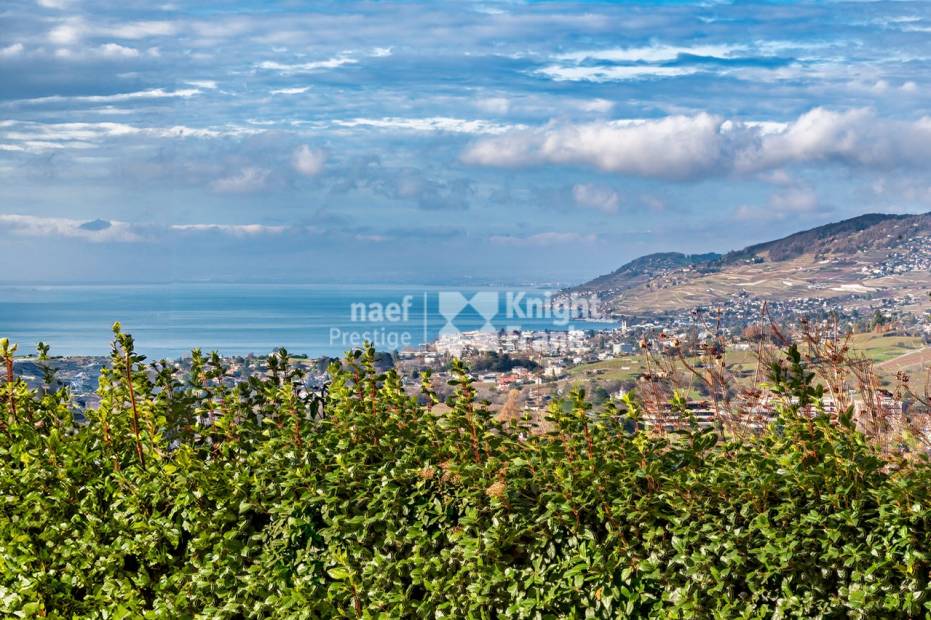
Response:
[[572, 212, 931, 314]]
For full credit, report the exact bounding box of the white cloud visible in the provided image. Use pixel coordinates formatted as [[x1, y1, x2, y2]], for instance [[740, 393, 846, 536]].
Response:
[[257, 56, 357, 74], [149, 125, 229, 138], [47, 18, 175, 50], [292, 145, 326, 176], [720, 61, 854, 85], [899, 23, 931, 33], [463, 108, 931, 180], [0, 43, 24, 58], [572, 183, 620, 214], [490, 232, 597, 246], [738, 107, 931, 171], [537, 64, 698, 82], [49, 21, 84, 45], [186, 80, 218, 90], [0, 121, 140, 149], [210, 167, 271, 193], [170, 223, 286, 236], [555, 44, 743, 63], [0, 214, 293, 242], [462, 113, 726, 180], [537, 44, 742, 83], [98, 43, 140, 58], [333, 116, 521, 135], [37, 0, 72, 8], [8, 88, 202, 106], [271, 86, 309, 95], [0, 215, 140, 242], [257, 48, 391, 75], [0, 120, 261, 152]]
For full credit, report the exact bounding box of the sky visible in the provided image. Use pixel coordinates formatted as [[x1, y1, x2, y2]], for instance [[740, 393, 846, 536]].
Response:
[[2, 0, 931, 285]]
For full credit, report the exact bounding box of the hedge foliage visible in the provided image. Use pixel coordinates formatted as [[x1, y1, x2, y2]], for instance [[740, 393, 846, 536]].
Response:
[[1, 326, 930, 618]]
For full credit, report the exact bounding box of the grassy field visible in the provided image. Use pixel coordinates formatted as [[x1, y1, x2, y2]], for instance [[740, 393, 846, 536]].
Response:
[[844, 332, 926, 363], [562, 332, 927, 392], [567, 349, 761, 379], [878, 346, 931, 373], [566, 357, 647, 383]]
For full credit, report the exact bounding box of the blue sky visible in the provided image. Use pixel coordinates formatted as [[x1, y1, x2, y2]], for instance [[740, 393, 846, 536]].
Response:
[[2, 0, 931, 284]]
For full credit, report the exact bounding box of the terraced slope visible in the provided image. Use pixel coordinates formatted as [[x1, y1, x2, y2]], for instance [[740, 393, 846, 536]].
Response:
[[573, 212, 931, 314]]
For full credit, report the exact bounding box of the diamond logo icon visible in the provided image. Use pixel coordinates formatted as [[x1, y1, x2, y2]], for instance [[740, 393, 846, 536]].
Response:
[[438, 291, 500, 336]]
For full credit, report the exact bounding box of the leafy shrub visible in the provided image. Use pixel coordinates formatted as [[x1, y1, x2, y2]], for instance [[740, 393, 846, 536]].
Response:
[[1, 327, 930, 618], [470, 352, 540, 373]]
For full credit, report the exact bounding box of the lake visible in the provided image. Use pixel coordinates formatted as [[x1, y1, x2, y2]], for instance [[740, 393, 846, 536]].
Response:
[[0, 283, 615, 358]]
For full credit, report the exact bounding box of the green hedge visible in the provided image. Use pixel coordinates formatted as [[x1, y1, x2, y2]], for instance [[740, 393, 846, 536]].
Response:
[[0, 328, 930, 618]]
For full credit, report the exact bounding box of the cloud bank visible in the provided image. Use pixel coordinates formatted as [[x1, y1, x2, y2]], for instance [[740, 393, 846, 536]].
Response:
[[462, 108, 931, 180]]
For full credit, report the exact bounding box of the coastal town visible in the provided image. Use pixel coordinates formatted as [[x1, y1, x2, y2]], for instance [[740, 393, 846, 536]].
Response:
[[13, 287, 930, 426], [8, 212, 930, 425]]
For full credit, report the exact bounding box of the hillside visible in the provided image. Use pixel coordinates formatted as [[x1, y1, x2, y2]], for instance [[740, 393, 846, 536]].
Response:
[[726, 213, 919, 262], [581, 251, 722, 292], [574, 212, 931, 314]]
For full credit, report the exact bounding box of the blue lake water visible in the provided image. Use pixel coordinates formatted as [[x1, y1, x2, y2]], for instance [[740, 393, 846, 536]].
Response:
[[0, 284, 615, 358]]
